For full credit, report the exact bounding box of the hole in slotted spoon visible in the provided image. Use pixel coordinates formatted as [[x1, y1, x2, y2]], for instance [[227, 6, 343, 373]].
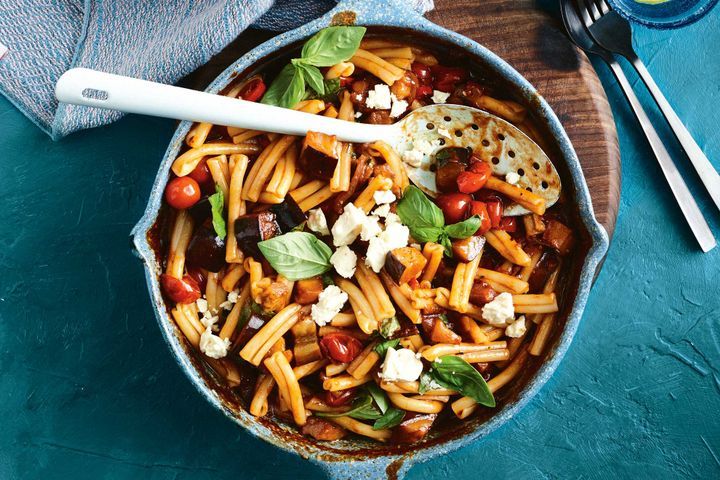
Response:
[[491, 157, 499, 165], [471, 124, 479, 130], [526, 186, 533, 192], [443, 116, 451, 122], [517, 168, 525, 176], [482, 139, 490, 147], [497, 133, 505, 141], [455, 130, 462, 137], [508, 150, 515, 158], [532, 161, 540, 170], [438, 138, 446, 146], [541, 181, 549, 189]]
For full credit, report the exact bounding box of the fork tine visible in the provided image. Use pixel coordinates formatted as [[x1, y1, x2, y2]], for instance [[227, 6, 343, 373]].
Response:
[[597, 0, 611, 14], [575, 0, 596, 29], [586, 0, 602, 21]]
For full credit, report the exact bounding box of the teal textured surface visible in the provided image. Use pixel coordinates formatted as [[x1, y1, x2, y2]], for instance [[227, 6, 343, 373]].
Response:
[[1, 10, 719, 480]]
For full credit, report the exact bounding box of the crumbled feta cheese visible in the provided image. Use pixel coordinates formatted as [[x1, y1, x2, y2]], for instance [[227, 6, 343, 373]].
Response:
[[200, 315, 218, 329], [200, 328, 230, 359], [437, 127, 452, 139], [330, 245, 357, 278], [373, 204, 391, 217], [380, 347, 424, 381], [505, 315, 527, 338], [227, 290, 239, 304], [481, 292, 515, 326], [414, 138, 441, 155], [389, 94, 408, 118], [505, 172, 521, 185], [384, 212, 401, 225], [360, 215, 382, 241], [365, 221, 409, 272], [410, 243, 421, 250], [196, 298, 208, 313], [331, 203, 367, 246], [219, 300, 233, 311], [431, 90, 451, 104], [354, 111, 363, 119], [311, 285, 349, 326], [373, 189, 396, 205], [307, 208, 330, 236], [365, 84, 392, 109], [402, 149, 424, 168]]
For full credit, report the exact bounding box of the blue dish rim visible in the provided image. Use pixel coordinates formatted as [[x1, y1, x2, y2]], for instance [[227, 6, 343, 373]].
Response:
[[130, 0, 610, 477], [607, 0, 719, 29]]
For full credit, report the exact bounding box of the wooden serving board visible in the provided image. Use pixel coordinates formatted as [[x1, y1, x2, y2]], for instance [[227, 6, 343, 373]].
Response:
[[183, 0, 621, 237]]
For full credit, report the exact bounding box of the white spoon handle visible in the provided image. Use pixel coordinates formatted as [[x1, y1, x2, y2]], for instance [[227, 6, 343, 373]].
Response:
[[55, 68, 392, 143]]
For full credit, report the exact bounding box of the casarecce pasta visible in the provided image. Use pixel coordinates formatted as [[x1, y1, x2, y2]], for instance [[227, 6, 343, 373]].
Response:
[[157, 27, 576, 444]]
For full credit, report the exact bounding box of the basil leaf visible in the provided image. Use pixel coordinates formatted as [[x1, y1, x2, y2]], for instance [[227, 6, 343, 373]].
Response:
[[379, 316, 401, 339], [373, 407, 405, 430], [374, 338, 400, 357], [257, 232, 332, 280], [438, 231, 453, 257], [315, 391, 382, 420], [261, 63, 297, 106], [445, 215, 481, 239], [366, 383, 389, 414], [208, 185, 226, 239], [396, 186, 445, 243], [280, 65, 306, 109], [301, 26, 366, 67], [418, 371, 444, 394], [295, 61, 325, 95], [430, 356, 495, 407]]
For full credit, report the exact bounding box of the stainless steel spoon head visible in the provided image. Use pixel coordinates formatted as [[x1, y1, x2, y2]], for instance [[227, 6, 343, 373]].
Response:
[[393, 104, 562, 216]]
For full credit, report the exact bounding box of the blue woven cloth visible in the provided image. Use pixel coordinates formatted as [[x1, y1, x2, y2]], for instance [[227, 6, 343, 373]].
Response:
[[0, 0, 433, 140]]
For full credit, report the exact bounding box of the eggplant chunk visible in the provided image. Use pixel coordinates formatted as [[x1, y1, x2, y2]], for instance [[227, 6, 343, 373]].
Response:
[[302, 417, 347, 441], [421, 314, 461, 344], [186, 226, 226, 272], [291, 318, 323, 364], [385, 247, 427, 285], [542, 219, 574, 255], [234, 211, 278, 258], [235, 313, 267, 348], [269, 195, 306, 233], [299, 131, 340, 180], [188, 196, 212, 224], [392, 413, 437, 444], [294, 277, 324, 305], [452, 235, 485, 263]]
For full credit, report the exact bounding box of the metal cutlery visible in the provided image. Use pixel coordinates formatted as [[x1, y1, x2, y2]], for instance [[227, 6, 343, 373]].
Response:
[[581, 0, 720, 214], [560, 0, 715, 252]]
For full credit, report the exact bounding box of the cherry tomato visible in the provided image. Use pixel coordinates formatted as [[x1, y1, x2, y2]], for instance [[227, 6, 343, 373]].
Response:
[[325, 388, 356, 407], [457, 169, 490, 194], [468, 157, 492, 175], [165, 177, 201, 209], [186, 267, 207, 292], [436, 193, 472, 224], [239, 78, 266, 102], [430, 65, 469, 92], [498, 217, 517, 233], [320, 333, 363, 363], [486, 200, 503, 229], [411, 62, 432, 85], [415, 85, 433, 99], [188, 157, 213, 191], [160, 274, 201, 304], [468, 201, 492, 235], [339, 76, 354, 88]]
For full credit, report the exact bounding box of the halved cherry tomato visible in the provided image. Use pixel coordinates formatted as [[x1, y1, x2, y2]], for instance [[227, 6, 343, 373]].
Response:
[[325, 388, 356, 407], [435, 193, 472, 224], [239, 78, 266, 102], [165, 177, 201, 209], [320, 333, 363, 363], [457, 167, 490, 193], [188, 157, 213, 191], [498, 217, 517, 233], [486, 199, 503, 229], [160, 274, 201, 304], [411, 62, 432, 85], [340, 76, 354, 88], [468, 201, 492, 235], [415, 85, 433, 99], [468, 158, 492, 175], [430, 65, 469, 92]]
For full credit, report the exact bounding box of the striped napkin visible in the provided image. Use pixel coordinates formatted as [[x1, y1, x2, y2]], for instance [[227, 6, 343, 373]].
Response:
[[0, 0, 433, 140]]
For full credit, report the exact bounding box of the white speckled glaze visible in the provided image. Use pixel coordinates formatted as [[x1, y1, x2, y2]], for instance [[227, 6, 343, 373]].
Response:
[[130, 0, 610, 478]]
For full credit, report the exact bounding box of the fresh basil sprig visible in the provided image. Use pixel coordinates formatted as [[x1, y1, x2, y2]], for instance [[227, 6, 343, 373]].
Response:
[[262, 26, 366, 108], [423, 356, 495, 407], [208, 185, 226, 239], [396, 186, 481, 256], [316, 385, 404, 430], [374, 338, 400, 357], [257, 232, 332, 280]]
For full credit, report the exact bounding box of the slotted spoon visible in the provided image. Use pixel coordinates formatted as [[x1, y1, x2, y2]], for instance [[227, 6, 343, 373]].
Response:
[[56, 68, 561, 215]]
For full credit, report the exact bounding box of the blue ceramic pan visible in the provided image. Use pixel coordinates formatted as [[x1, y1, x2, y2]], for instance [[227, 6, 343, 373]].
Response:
[[131, 0, 610, 478]]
